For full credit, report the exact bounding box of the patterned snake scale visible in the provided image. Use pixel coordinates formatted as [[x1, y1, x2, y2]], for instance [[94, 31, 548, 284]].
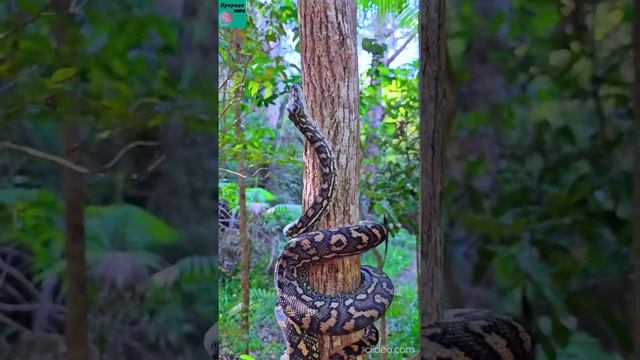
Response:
[[274, 85, 535, 360], [423, 309, 536, 359], [274, 85, 394, 360]]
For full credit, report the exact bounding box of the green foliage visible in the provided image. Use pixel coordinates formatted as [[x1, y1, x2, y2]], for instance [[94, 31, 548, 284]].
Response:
[[219, 182, 279, 214], [362, 228, 414, 278], [0, 188, 64, 275], [1, 0, 216, 357], [246, 187, 276, 204], [263, 203, 301, 225], [361, 62, 420, 234], [362, 38, 388, 56], [0, 186, 213, 356], [219, 182, 240, 208], [384, 284, 419, 353], [358, 0, 418, 28], [49, 67, 79, 83], [152, 255, 217, 287], [216, 0, 633, 358], [227, 288, 276, 323], [538, 332, 624, 360], [358, 0, 408, 15], [219, 257, 284, 358], [444, 0, 633, 357], [86, 204, 179, 250]]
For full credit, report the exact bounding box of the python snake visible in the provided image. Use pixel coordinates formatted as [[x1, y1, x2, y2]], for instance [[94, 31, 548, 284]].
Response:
[[274, 84, 394, 359], [423, 309, 535, 359], [273, 85, 534, 360]]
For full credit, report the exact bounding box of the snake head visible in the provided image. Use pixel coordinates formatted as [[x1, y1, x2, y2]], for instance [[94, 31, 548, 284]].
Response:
[[283, 220, 300, 238], [288, 84, 304, 114]]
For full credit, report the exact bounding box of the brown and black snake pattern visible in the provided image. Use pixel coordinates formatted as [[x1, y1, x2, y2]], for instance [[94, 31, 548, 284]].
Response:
[[423, 309, 535, 359], [274, 85, 394, 360], [274, 85, 535, 360]]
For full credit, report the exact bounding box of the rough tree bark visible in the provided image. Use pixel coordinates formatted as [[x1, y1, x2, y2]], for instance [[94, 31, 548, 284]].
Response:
[[233, 29, 251, 354], [52, 1, 89, 359], [418, 0, 447, 341], [298, 1, 362, 358], [632, 0, 640, 357]]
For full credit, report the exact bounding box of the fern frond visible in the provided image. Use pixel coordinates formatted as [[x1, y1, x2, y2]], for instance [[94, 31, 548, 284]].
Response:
[[151, 255, 216, 287]]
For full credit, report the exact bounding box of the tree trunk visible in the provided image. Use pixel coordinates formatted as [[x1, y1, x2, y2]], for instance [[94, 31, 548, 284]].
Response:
[[52, 1, 89, 359], [233, 29, 251, 354], [632, 0, 640, 357], [363, 16, 391, 358], [298, 1, 362, 358], [362, 14, 387, 185], [372, 249, 388, 359], [60, 120, 89, 360], [418, 0, 447, 341], [266, 101, 287, 276], [264, 32, 287, 275]]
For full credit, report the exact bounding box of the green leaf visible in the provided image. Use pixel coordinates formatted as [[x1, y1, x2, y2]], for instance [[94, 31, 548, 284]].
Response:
[[86, 204, 179, 251], [49, 67, 78, 83], [246, 187, 276, 203], [219, 182, 239, 209], [362, 37, 387, 56], [248, 80, 260, 97], [263, 203, 301, 224]]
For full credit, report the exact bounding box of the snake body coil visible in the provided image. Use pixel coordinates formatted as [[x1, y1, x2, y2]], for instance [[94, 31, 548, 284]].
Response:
[[275, 85, 394, 360], [423, 309, 535, 359], [274, 85, 534, 360]]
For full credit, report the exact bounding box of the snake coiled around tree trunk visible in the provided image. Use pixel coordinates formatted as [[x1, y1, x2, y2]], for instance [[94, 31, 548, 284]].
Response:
[[274, 85, 535, 360], [274, 84, 394, 360]]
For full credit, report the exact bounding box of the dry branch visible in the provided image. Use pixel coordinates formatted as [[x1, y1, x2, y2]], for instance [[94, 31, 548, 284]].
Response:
[[1, 140, 159, 174]]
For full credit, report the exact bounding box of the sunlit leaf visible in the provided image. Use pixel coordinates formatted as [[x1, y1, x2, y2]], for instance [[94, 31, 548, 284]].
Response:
[[49, 67, 78, 83]]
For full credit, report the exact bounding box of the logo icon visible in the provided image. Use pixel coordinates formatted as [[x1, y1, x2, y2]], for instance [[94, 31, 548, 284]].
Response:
[[218, 1, 246, 29], [220, 11, 233, 26]]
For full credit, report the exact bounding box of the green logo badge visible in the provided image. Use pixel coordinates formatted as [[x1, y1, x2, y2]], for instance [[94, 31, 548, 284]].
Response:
[[219, 0, 246, 29]]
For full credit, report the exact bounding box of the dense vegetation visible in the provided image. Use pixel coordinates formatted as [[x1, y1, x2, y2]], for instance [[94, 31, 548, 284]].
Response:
[[219, 0, 634, 359], [0, 0, 634, 359], [1, 1, 216, 359]]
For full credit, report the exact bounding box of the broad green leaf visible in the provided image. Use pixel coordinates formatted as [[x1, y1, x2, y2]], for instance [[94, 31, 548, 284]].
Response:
[[49, 67, 78, 83], [263, 203, 301, 224], [86, 204, 179, 251], [246, 187, 276, 203], [248, 81, 260, 97]]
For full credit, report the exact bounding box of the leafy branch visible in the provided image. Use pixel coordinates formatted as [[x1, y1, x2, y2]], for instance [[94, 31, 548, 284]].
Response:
[[0, 1, 53, 42]]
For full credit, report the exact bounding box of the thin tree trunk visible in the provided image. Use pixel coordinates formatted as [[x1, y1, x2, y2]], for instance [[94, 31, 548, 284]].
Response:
[[364, 17, 390, 358], [61, 120, 89, 360], [298, 1, 362, 358], [418, 0, 447, 343], [233, 28, 251, 354], [632, 0, 640, 357], [362, 15, 387, 185], [372, 248, 387, 358], [52, 1, 89, 359]]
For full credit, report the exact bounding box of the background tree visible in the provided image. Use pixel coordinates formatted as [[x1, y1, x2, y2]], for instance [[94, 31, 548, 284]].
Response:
[[0, 0, 217, 358], [51, 0, 89, 359], [418, 0, 447, 332], [232, 28, 252, 353]]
